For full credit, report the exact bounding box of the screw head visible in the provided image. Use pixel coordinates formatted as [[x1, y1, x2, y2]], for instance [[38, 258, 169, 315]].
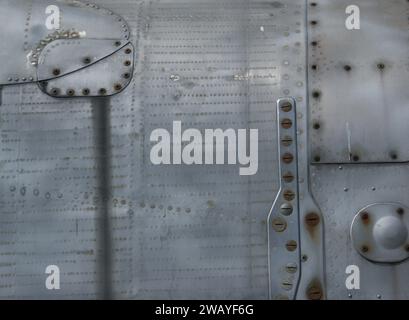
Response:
[[281, 136, 293, 147], [282, 172, 294, 183], [280, 101, 292, 112], [283, 190, 295, 201], [305, 212, 320, 227], [272, 217, 287, 232], [282, 153, 294, 164], [281, 118, 293, 129], [280, 203, 293, 216], [307, 286, 323, 300], [285, 263, 298, 274], [286, 240, 297, 252]]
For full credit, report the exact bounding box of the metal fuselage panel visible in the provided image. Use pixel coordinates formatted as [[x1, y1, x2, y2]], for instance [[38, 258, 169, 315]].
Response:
[[0, 0, 408, 300]]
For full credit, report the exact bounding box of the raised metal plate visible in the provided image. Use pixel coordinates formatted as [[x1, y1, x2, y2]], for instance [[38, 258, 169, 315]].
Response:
[[351, 203, 409, 263]]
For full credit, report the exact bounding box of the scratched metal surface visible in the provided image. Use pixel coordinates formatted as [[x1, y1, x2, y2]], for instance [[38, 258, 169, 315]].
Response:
[[0, 0, 307, 299]]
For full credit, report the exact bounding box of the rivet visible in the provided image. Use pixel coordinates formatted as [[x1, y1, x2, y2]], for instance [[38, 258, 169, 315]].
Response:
[[311, 64, 317, 71], [285, 240, 297, 252], [361, 245, 369, 253], [397, 208, 405, 215], [313, 122, 320, 130], [82, 88, 90, 96], [50, 88, 60, 96], [312, 90, 321, 99], [114, 83, 123, 91], [314, 155, 321, 162], [99, 88, 107, 95], [311, 41, 318, 47], [66, 89, 75, 96], [52, 68, 61, 76], [352, 155, 360, 162], [377, 63, 385, 70], [344, 65, 352, 71], [123, 73, 131, 79], [83, 57, 92, 64], [124, 60, 132, 66], [125, 48, 132, 54], [114, 41, 121, 47], [361, 212, 370, 223]]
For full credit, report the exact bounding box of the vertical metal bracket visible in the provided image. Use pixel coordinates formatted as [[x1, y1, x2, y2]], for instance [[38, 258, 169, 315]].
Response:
[[268, 98, 301, 300]]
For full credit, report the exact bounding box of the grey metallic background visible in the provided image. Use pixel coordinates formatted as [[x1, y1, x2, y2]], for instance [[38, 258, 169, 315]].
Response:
[[0, 0, 408, 300]]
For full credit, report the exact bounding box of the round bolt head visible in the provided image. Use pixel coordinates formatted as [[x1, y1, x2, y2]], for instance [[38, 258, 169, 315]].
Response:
[[280, 101, 292, 112], [307, 286, 323, 300], [285, 263, 298, 274], [281, 280, 293, 291], [281, 136, 293, 147], [305, 212, 320, 227], [286, 240, 297, 252], [282, 172, 294, 183], [282, 153, 294, 164], [272, 217, 287, 232], [280, 203, 293, 216], [281, 118, 293, 129], [283, 190, 295, 201]]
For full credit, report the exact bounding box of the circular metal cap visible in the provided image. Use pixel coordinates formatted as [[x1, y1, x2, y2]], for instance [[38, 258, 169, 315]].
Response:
[[351, 203, 409, 263]]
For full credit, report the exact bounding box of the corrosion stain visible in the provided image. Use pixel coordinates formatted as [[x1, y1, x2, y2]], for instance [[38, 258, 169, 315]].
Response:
[[361, 212, 370, 225], [307, 280, 324, 300], [305, 212, 320, 239]]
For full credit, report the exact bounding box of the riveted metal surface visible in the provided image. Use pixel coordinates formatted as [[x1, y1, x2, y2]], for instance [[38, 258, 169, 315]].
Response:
[[37, 39, 131, 81], [38, 42, 135, 97], [311, 164, 409, 299], [0, 0, 130, 85], [309, 0, 409, 163], [1, 0, 408, 301], [351, 203, 409, 263], [268, 98, 301, 300], [0, 0, 307, 299]]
